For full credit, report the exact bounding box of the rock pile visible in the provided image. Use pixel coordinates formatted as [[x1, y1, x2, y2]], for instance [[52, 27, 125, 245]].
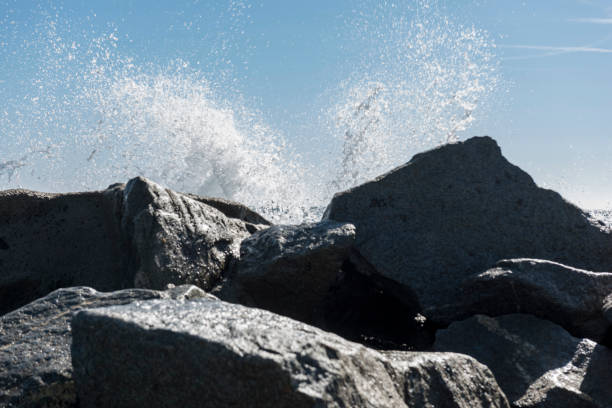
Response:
[[1, 136, 611, 407]]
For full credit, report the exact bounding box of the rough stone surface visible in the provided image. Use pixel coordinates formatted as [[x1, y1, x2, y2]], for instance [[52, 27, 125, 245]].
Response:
[[0, 184, 128, 315], [435, 314, 612, 408], [72, 299, 510, 408], [0, 285, 208, 408], [383, 351, 510, 408], [323, 136, 612, 322], [71, 298, 407, 408], [218, 221, 356, 324], [122, 177, 253, 291], [448, 258, 612, 342]]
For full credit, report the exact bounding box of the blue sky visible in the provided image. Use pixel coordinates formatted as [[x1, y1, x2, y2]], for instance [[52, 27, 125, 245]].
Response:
[[1, 0, 611, 209]]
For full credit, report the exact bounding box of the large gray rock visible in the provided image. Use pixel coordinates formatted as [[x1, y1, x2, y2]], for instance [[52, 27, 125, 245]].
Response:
[[0, 285, 208, 408], [71, 298, 406, 408], [435, 314, 612, 408], [384, 351, 510, 408], [448, 258, 612, 343], [218, 221, 356, 325], [323, 136, 612, 322], [0, 184, 127, 315], [71, 298, 509, 408], [122, 177, 252, 290]]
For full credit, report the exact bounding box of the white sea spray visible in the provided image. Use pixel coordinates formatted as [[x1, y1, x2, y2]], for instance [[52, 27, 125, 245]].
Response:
[[1, 0, 502, 223]]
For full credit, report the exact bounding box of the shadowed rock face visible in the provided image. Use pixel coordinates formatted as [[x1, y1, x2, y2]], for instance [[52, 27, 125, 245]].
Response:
[[218, 221, 356, 324], [0, 185, 128, 315], [0, 285, 209, 408], [218, 221, 436, 350], [323, 136, 612, 322], [434, 314, 612, 408], [185, 194, 271, 232], [71, 298, 509, 408], [0, 177, 264, 314]]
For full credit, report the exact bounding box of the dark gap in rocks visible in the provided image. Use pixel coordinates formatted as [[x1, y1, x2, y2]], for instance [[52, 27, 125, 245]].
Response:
[[321, 257, 438, 351], [0, 238, 9, 250], [601, 326, 612, 349], [0, 278, 40, 316]]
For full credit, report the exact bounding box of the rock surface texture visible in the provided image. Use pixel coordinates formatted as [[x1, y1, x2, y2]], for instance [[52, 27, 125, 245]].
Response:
[[383, 351, 510, 408], [323, 136, 612, 322], [218, 221, 356, 325], [435, 314, 612, 408], [122, 177, 253, 290], [0, 177, 263, 314], [0, 285, 208, 408], [71, 299, 509, 408], [455, 258, 612, 342]]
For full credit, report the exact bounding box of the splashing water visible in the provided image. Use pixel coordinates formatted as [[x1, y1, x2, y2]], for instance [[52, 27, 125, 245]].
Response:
[[1, 1, 501, 223], [328, 0, 500, 191]]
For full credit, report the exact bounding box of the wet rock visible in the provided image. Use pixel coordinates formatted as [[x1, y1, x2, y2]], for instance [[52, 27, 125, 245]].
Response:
[[448, 258, 612, 343], [435, 314, 612, 408], [218, 221, 356, 324], [0, 285, 208, 408], [71, 298, 407, 408], [122, 177, 252, 290], [0, 184, 128, 315], [323, 136, 612, 323], [383, 351, 510, 408]]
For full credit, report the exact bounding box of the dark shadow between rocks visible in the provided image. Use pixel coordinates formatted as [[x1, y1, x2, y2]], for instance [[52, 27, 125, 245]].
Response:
[[580, 343, 612, 406], [0, 278, 40, 315], [602, 327, 612, 349], [321, 255, 438, 351]]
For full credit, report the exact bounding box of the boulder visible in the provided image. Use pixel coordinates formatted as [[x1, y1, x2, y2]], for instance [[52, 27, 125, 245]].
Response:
[[122, 177, 252, 290], [435, 314, 612, 408], [383, 351, 510, 408], [323, 136, 612, 322], [0, 285, 208, 408], [0, 184, 127, 315], [218, 220, 435, 350], [448, 258, 612, 343], [71, 298, 406, 408], [218, 221, 356, 324], [71, 298, 509, 408], [0, 177, 261, 313]]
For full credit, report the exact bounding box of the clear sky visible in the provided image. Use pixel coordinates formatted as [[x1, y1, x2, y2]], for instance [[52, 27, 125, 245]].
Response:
[[1, 0, 611, 209]]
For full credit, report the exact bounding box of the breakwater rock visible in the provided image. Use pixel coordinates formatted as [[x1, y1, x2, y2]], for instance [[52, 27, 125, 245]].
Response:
[[2, 135, 611, 406]]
